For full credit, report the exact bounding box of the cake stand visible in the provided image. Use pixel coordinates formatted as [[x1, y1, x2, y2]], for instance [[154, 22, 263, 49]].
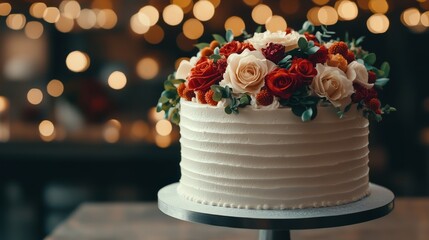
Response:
[[158, 183, 394, 240]]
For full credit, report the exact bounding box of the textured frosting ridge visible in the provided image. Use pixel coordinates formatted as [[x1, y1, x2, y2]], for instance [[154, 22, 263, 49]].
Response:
[[178, 100, 371, 209]]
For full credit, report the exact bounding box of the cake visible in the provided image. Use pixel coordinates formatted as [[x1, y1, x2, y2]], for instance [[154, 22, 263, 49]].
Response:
[[157, 21, 395, 209]]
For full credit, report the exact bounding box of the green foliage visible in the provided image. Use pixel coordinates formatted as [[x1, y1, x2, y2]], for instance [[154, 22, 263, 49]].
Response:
[[156, 74, 185, 125], [297, 37, 320, 56], [212, 34, 227, 45], [194, 43, 209, 50], [225, 29, 234, 42]]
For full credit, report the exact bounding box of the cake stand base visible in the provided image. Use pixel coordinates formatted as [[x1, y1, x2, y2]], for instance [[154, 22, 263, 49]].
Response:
[[158, 183, 394, 240]]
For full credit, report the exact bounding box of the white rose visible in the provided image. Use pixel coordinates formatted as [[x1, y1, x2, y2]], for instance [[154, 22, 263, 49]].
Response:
[[311, 64, 354, 108], [347, 61, 373, 89], [220, 49, 276, 94], [175, 56, 200, 80], [247, 30, 302, 52]]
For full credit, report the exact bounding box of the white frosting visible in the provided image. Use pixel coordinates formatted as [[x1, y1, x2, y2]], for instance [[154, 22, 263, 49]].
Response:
[[178, 100, 370, 209]]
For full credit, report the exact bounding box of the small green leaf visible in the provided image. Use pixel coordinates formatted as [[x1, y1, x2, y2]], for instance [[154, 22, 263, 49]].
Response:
[[169, 79, 186, 85], [194, 43, 209, 50], [356, 36, 365, 46], [224, 86, 232, 98], [239, 95, 251, 106], [292, 106, 306, 117], [158, 95, 170, 104], [212, 34, 226, 45], [161, 89, 176, 99], [380, 62, 390, 78], [156, 102, 163, 112], [214, 47, 220, 55], [255, 25, 263, 33], [315, 31, 323, 43], [301, 108, 313, 122], [224, 105, 232, 114], [213, 91, 223, 101], [306, 46, 320, 55], [225, 29, 234, 42], [209, 54, 222, 62], [344, 103, 352, 113], [375, 78, 390, 88], [298, 37, 308, 50], [363, 53, 376, 66], [164, 81, 176, 91], [337, 110, 344, 119], [301, 21, 315, 33], [278, 55, 292, 65]]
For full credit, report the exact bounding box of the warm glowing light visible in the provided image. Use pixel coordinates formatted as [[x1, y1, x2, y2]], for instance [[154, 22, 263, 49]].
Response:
[[6, 14, 26, 30], [55, 14, 75, 32], [421, 11, 429, 27], [0, 96, 9, 113], [318, 6, 338, 25], [265, 15, 287, 32], [357, 0, 370, 10], [25, 21, 44, 40], [62, 0, 81, 19], [39, 120, 55, 137], [252, 4, 272, 25], [47, 79, 64, 97], [136, 58, 160, 80], [130, 13, 150, 34], [368, 0, 388, 14], [176, 33, 196, 51], [27, 88, 43, 105], [337, 0, 358, 21], [243, 0, 261, 6], [30, 2, 47, 18], [225, 16, 245, 37], [103, 119, 121, 143], [280, 0, 300, 15], [193, 1, 215, 21], [163, 4, 184, 26], [155, 135, 171, 148], [401, 8, 421, 27], [173, 0, 193, 9], [66, 51, 90, 72], [313, 0, 330, 5], [367, 13, 389, 34], [43, 7, 61, 23], [0, 3, 11, 16], [149, 107, 164, 122], [208, 0, 221, 8], [108, 71, 127, 90], [98, 9, 117, 29], [130, 120, 150, 140], [144, 25, 164, 44], [77, 8, 97, 29], [156, 119, 173, 136], [307, 7, 321, 26], [183, 18, 204, 40], [139, 5, 159, 26]]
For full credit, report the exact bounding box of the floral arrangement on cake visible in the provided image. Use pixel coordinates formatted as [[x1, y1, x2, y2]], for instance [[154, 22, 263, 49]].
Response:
[[157, 21, 395, 124]]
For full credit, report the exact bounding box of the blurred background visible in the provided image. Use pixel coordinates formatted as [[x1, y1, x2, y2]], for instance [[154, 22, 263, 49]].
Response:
[[0, 0, 428, 239]]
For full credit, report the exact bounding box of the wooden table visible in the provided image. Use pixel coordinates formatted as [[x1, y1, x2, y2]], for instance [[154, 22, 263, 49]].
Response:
[[45, 198, 429, 240]]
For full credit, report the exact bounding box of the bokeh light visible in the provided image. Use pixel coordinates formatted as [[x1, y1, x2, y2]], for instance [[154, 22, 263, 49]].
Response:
[[337, 0, 359, 21], [27, 88, 43, 105], [193, 1, 215, 21], [136, 57, 160, 80], [29, 2, 47, 18], [225, 16, 245, 37], [55, 14, 75, 33], [130, 120, 150, 140], [252, 4, 272, 25], [421, 11, 429, 27], [103, 119, 121, 143], [368, 0, 389, 14], [367, 13, 390, 34], [0, 3, 12, 16], [401, 8, 421, 27], [144, 25, 165, 44], [6, 14, 26, 30], [25, 21, 44, 40], [0, 96, 9, 113], [61, 0, 81, 19], [163, 4, 184, 26], [130, 13, 150, 34], [208, 0, 221, 8], [318, 6, 338, 25], [149, 107, 164, 122], [265, 15, 287, 32], [97, 9, 118, 29], [155, 135, 171, 148], [47, 79, 64, 97], [43, 7, 61, 23], [313, 0, 330, 5], [108, 71, 127, 90], [139, 5, 159, 26], [243, 0, 261, 7], [66, 51, 90, 72], [183, 18, 204, 40], [156, 119, 173, 136], [39, 120, 55, 137], [77, 8, 97, 29], [307, 7, 321, 26]]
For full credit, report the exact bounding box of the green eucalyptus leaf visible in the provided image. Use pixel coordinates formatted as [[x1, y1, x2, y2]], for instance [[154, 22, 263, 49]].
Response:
[[224, 86, 232, 98], [213, 91, 223, 101], [167, 74, 175, 81], [301, 108, 313, 122], [310, 105, 318, 120], [225, 29, 234, 42], [161, 89, 177, 99], [344, 103, 352, 113], [278, 55, 292, 65], [194, 43, 209, 50], [169, 79, 186, 85], [214, 47, 220, 55], [225, 105, 232, 114], [306, 46, 320, 55], [164, 80, 176, 90], [156, 102, 163, 112], [363, 53, 376, 66], [239, 95, 251, 106], [209, 54, 222, 62], [298, 37, 308, 50], [380, 62, 390, 78], [375, 78, 390, 88], [356, 36, 365, 46], [315, 31, 323, 43], [161, 102, 171, 111], [212, 34, 226, 45], [158, 95, 170, 104], [302, 21, 315, 33], [292, 106, 306, 117], [255, 25, 263, 33]]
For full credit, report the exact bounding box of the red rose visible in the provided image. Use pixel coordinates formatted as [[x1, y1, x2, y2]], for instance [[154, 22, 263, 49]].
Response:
[[262, 43, 286, 64], [289, 58, 317, 85], [352, 83, 378, 103], [220, 41, 255, 58], [308, 45, 328, 64], [368, 71, 377, 84], [188, 57, 224, 91], [265, 68, 302, 100]]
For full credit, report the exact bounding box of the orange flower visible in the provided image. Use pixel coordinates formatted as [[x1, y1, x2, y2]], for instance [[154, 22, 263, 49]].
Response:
[[328, 41, 348, 57], [327, 54, 348, 72], [204, 90, 218, 106]]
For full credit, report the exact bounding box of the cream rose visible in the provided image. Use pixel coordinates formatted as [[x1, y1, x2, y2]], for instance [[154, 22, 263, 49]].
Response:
[[247, 30, 302, 52], [175, 56, 200, 80], [220, 49, 276, 94], [347, 61, 373, 89], [311, 64, 354, 108]]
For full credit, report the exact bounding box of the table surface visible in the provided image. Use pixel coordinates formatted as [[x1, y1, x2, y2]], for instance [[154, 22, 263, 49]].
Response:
[[46, 198, 429, 240]]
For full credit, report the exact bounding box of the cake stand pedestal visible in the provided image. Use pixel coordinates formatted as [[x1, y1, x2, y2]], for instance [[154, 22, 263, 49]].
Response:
[[158, 183, 394, 240]]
